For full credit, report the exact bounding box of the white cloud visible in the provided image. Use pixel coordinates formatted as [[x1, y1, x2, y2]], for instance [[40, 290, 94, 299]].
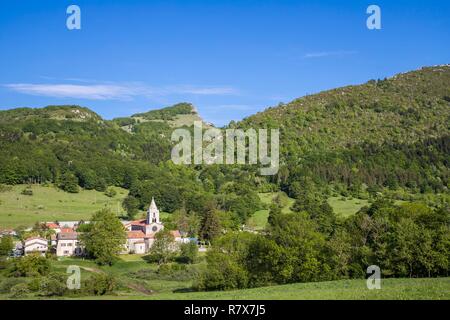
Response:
[[5, 84, 136, 100], [303, 50, 357, 59], [4, 82, 238, 100]]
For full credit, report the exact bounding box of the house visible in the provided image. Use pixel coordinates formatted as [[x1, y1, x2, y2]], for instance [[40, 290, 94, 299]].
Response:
[[56, 232, 82, 257], [45, 222, 61, 234], [24, 237, 48, 256], [125, 231, 149, 254], [57, 221, 82, 229], [0, 228, 17, 237], [170, 230, 185, 243]]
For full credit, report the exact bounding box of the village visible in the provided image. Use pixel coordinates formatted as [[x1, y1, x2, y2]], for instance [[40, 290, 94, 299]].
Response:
[[1, 198, 195, 258]]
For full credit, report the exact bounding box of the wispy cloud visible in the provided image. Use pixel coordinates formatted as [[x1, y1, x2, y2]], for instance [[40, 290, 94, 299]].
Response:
[[303, 50, 357, 59], [5, 84, 136, 100], [4, 82, 238, 101]]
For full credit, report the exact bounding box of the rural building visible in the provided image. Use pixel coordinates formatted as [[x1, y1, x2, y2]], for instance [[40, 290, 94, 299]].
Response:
[[24, 237, 48, 256], [56, 231, 82, 257]]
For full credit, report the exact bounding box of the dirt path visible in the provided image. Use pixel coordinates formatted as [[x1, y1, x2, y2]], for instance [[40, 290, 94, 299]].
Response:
[[80, 266, 104, 274], [126, 282, 154, 295]]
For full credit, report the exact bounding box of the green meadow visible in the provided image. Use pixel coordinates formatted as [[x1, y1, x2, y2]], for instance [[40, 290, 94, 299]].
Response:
[[247, 193, 371, 230], [0, 185, 128, 228]]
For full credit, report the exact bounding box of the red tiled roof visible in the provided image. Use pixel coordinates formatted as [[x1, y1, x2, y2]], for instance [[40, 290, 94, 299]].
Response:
[[127, 231, 146, 239], [46, 223, 59, 229], [60, 228, 74, 233], [130, 219, 146, 226]]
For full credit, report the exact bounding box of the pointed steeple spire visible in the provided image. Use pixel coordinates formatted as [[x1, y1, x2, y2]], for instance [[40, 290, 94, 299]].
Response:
[[146, 197, 160, 224], [150, 197, 158, 211]]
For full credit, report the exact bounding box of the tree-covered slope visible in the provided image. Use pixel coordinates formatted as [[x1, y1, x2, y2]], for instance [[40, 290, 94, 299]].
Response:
[[237, 65, 450, 195], [0, 104, 188, 188], [0, 65, 448, 214]]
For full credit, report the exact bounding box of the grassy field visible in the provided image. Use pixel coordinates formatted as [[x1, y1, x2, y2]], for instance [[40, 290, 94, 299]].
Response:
[[146, 277, 450, 300], [248, 193, 371, 229], [0, 185, 128, 228], [247, 193, 295, 230], [327, 197, 370, 217]]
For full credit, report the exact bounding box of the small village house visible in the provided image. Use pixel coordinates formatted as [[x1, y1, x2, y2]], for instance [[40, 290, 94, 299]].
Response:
[[56, 231, 82, 257], [24, 237, 48, 256]]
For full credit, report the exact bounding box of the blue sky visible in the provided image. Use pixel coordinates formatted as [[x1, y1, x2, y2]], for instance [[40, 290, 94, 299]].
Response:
[[0, 0, 449, 126]]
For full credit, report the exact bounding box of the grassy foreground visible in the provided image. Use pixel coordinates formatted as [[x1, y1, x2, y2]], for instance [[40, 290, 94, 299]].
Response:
[[79, 277, 450, 300], [1, 255, 448, 300], [53, 257, 450, 300]]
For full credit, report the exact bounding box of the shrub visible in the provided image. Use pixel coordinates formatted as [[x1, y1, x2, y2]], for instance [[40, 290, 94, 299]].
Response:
[[39, 274, 66, 297], [0, 277, 26, 294], [27, 277, 42, 292], [9, 283, 30, 298], [131, 264, 199, 281], [10, 253, 51, 277], [177, 242, 198, 264], [21, 188, 33, 196], [84, 273, 116, 296], [104, 188, 117, 198]]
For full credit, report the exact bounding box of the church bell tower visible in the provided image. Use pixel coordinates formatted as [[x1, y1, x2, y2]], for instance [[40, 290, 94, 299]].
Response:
[[146, 197, 160, 224]]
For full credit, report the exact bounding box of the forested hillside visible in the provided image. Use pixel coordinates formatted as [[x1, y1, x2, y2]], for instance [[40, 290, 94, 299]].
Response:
[[238, 65, 450, 197], [0, 66, 449, 223]]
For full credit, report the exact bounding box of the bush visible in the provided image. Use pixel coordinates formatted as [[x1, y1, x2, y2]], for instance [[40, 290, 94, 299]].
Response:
[[9, 283, 30, 298], [84, 273, 116, 296], [177, 242, 198, 264], [21, 188, 33, 196], [27, 277, 41, 292], [39, 274, 67, 296], [0, 277, 26, 294], [104, 188, 117, 198], [10, 254, 51, 277], [131, 264, 199, 281]]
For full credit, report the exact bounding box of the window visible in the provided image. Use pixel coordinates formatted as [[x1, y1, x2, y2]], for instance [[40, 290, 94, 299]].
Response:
[[67, 243, 73, 247]]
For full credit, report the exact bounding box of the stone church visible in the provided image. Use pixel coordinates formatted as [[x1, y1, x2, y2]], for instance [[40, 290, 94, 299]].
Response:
[[123, 198, 183, 254]]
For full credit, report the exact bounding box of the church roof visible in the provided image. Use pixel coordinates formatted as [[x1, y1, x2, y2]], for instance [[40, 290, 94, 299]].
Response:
[[127, 231, 146, 239]]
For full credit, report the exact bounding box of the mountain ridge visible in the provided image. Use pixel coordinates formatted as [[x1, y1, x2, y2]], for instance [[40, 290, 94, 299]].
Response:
[[0, 65, 448, 198]]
